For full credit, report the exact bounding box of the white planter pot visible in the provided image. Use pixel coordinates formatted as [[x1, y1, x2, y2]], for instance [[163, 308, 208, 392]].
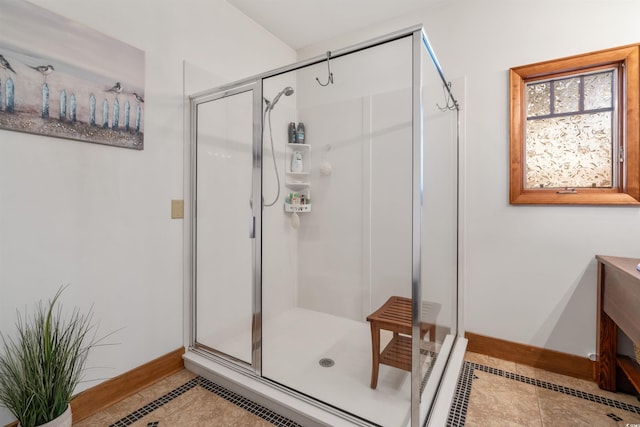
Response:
[[40, 405, 71, 427], [19, 405, 72, 427]]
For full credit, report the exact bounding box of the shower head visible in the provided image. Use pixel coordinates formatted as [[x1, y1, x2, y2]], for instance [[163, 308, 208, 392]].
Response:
[[266, 86, 294, 111]]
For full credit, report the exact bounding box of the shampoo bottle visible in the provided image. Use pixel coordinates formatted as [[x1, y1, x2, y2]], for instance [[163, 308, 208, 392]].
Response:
[[288, 122, 297, 144], [297, 122, 305, 144], [291, 151, 303, 173]]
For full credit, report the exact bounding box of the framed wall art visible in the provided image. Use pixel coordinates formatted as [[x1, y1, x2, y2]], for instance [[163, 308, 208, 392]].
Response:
[[0, 0, 145, 149]]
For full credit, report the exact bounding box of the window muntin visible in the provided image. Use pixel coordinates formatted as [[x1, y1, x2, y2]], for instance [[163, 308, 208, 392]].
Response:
[[524, 69, 617, 190]]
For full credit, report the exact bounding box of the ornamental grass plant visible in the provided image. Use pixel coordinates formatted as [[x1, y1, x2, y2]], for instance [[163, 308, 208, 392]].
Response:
[[0, 286, 100, 427]]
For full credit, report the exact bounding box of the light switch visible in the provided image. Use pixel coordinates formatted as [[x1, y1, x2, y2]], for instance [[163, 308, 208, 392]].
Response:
[[171, 199, 184, 219]]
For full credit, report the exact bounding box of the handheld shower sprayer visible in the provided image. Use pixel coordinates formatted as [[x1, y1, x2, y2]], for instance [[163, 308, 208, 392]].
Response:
[[265, 86, 294, 111], [262, 86, 295, 208]]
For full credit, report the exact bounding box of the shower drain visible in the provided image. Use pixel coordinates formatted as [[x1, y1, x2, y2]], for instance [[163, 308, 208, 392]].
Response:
[[319, 358, 335, 368]]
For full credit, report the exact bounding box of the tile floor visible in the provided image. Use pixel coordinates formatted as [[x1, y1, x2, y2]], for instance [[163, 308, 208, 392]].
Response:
[[450, 352, 640, 427], [73, 351, 640, 426], [73, 370, 301, 427]]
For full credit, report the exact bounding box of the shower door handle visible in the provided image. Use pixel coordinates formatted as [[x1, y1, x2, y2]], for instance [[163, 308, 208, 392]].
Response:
[[248, 194, 255, 238], [249, 216, 256, 239]]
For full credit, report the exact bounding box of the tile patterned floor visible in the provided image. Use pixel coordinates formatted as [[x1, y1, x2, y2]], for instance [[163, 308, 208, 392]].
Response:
[[73, 352, 640, 426], [450, 352, 640, 426], [73, 370, 302, 427]]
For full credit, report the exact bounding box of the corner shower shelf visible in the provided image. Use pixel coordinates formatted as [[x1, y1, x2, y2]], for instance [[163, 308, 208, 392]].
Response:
[[284, 180, 310, 190], [286, 171, 310, 180], [284, 202, 312, 213], [285, 142, 311, 212]]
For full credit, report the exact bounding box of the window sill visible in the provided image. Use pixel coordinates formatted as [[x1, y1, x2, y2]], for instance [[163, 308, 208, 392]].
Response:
[[510, 191, 640, 205]]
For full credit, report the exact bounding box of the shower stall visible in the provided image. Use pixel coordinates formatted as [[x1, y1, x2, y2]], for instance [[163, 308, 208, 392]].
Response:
[[184, 25, 464, 427]]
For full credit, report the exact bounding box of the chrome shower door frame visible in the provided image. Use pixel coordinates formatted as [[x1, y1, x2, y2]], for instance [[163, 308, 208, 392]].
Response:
[[189, 80, 264, 374]]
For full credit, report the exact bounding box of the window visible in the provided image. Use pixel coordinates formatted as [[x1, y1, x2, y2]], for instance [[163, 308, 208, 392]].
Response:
[[509, 44, 640, 205]]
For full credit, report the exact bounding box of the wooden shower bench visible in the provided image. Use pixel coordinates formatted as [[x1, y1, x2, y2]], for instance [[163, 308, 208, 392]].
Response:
[[366, 296, 436, 389]]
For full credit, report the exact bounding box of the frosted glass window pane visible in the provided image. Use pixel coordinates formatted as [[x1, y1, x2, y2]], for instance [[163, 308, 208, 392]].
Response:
[[527, 82, 550, 117], [584, 72, 612, 110], [554, 78, 580, 113], [525, 112, 613, 188]]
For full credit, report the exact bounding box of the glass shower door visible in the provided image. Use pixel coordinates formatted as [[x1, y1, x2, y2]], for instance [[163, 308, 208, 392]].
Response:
[[193, 83, 261, 368], [417, 30, 460, 425]]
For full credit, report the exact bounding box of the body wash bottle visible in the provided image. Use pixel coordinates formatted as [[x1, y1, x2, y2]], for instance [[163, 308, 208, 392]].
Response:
[[291, 151, 303, 173]]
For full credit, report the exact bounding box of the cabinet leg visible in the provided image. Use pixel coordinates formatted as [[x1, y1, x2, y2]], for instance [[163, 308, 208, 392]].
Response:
[[597, 312, 617, 391]]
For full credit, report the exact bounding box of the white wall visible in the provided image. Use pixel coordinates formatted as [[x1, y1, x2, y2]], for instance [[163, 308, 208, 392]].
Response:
[[0, 0, 295, 424], [299, 0, 640, 358]]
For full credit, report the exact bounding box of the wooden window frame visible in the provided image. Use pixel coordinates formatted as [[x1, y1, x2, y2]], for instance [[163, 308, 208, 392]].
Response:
[[510, 44, 640, 205]]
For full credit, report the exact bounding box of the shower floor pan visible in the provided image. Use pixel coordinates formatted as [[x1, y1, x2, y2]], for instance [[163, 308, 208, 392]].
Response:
[[186, 307, 439, 426]]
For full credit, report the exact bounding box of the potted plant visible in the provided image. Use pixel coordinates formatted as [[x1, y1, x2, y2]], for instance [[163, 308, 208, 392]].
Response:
[[0, 286, 101, 427]]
